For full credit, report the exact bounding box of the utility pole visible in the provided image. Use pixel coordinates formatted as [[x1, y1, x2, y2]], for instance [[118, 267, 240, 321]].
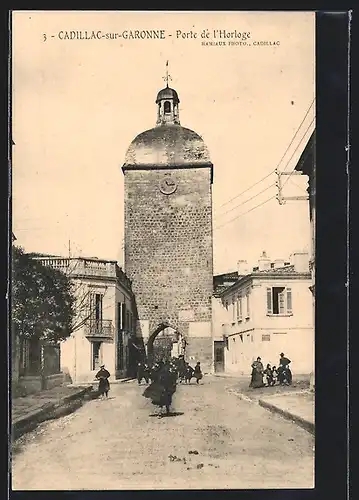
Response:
[[275, 169, 309, 204], [275, 169, 285, 205]]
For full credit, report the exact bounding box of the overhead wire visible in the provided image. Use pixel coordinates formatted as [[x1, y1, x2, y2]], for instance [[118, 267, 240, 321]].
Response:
[[217, 97, 315, 211], [213, 101, 315, 230], [214, 195, 276, 230], [281, 117, 315, 189], [14, 100, 316, 241], [214, 182, 276, 220]]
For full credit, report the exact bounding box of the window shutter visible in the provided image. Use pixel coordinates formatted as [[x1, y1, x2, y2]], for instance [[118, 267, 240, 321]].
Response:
[[266, 288, 273, 314], [121, 303, 126, 330], [95, 294, 103, 322], [246, 294, 250, 318], [89, 293, 96, 322], [118, 303, 122, 331], [286, 288, 293, 314], [279, 290, 285, 314], [239, 297, 242, 320]]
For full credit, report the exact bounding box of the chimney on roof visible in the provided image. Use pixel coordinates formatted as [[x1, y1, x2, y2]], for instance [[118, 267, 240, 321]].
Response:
[[290, 251, 309, 272], [258, 251, 271, 271], [273, 259, 285, 269], [237, 259, 250, 276]]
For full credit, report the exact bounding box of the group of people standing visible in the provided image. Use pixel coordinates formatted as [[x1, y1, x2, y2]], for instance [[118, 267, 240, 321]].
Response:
[[250, 352, 292, 389], [137, 356, 203, 386]]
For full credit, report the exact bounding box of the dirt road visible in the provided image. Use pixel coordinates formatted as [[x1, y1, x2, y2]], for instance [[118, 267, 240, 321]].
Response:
[[11, 376, 314, 490]]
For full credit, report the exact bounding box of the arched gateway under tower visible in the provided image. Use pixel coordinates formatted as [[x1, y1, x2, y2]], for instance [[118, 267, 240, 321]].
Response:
[[122, 79, 214, 372]]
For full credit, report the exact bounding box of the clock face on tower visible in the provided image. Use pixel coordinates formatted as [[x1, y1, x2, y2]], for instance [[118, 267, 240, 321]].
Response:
[[159, 175, 177, 195]]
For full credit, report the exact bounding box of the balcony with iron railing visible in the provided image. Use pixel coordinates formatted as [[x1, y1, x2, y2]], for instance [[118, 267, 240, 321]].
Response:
[[84, 319, 114, 340]]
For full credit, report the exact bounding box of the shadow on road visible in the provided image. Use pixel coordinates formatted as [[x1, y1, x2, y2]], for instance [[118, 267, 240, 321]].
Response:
[[178, 383, 205, 386], [149, 411, 184, 418]]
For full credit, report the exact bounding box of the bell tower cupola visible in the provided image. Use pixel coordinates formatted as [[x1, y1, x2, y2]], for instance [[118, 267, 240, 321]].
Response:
[[155, 61, 180, 126]]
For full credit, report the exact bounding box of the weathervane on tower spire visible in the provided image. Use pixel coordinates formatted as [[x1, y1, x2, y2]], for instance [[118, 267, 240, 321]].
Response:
[[162, 60, 172, 87]]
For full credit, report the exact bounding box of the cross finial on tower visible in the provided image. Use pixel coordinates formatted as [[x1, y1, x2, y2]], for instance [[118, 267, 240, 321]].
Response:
[[162, 60, 172, 87]]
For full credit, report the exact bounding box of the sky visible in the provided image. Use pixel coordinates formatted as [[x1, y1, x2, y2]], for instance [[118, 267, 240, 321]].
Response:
[[11, 11, 315, 275]]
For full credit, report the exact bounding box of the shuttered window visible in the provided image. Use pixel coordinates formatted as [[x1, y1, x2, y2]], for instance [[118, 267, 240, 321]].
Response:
[[95, 294, 103, 321], [278, 290, 285, 314], [267, 288, 273, 314], [287, 288, 293, 314], [118, 302, 122, 331], [123, 303, 127, 330], [89, 293, 96, 321], [267, 287, 293, 315], [236, 297, 242, 322], [89, 293, 103, 323]]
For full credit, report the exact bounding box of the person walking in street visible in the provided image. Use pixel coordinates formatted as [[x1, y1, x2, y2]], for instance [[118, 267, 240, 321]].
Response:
[[149, 362, 161, 383], [193, 361, 203, 384], [184, 362, 194, 384], [137, 361, 150, 385], [177, 355, 186, 383], [95, 364, 111, 399], [143, 360, 177, 415], [249, 357, 264, 388], [278, 352, 292, 385]]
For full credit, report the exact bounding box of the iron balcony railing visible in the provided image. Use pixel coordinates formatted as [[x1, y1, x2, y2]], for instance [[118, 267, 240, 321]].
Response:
[[84, 319, 114, 339]]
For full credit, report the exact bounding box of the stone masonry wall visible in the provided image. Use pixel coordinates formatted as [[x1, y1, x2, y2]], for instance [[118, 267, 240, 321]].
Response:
[[124, 167, 213, 368]]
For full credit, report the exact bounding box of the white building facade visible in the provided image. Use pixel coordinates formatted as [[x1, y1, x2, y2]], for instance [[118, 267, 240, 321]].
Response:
[[219, 252, 314, 376], [34, 256, 137, 384]]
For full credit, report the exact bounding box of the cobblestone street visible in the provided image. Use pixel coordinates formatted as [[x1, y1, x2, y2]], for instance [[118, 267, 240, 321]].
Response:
[[12, 377, 314, 490]]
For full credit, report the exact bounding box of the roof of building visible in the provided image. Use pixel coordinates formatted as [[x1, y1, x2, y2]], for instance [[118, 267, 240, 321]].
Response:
[[219, 264, 311, 298], [294, 129, 315, 175], [213, 271, 241, 297], [28, 252, 118, 264], [214, 271, 239, 281], [155, 86, 180, 104], [123, 124, 211, 168], [256, 264, 296, 274], [31, 253, 133, 292]]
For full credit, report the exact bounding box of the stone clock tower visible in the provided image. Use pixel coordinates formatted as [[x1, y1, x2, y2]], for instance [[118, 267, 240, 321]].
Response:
[[122, 82, 214, 372]]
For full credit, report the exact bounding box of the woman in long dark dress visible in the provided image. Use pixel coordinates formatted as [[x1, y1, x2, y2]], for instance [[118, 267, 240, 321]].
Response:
[[249, 357, 264, 388], [177, 355, 186, 383], [95, 365, 110, 399], [143, 361, 177, 415], [278, 353, 292, 385]]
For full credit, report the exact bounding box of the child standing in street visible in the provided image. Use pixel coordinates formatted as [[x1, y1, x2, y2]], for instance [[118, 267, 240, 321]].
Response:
[[193, 362, 203, 384]]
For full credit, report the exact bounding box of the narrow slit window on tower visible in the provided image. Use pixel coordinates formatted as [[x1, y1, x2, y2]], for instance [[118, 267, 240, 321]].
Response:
[[164, 101, 171, 113]]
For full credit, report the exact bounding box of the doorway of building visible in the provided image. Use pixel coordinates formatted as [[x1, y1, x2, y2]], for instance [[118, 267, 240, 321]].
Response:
[[214, 341, 225, 373]]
